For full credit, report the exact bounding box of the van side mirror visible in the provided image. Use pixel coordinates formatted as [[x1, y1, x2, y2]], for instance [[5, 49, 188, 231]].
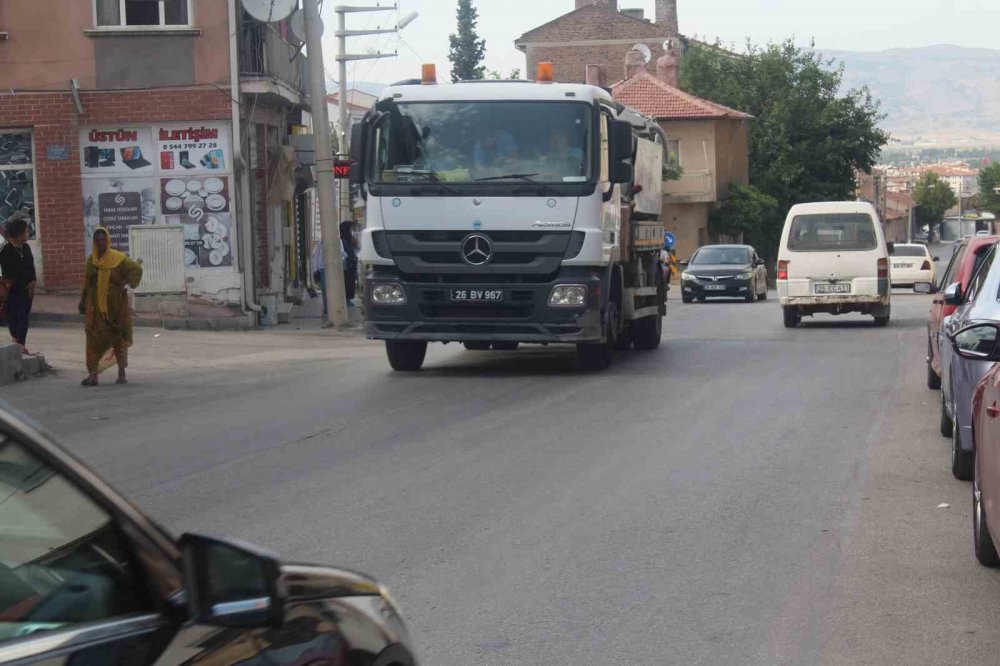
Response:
[[943, 282, 964, 306], [913, 282, 938, 294], [952, 323, 1000, 361], [181, 533, 285, 628]]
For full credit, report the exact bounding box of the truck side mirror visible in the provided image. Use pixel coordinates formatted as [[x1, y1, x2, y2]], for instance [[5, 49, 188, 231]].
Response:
[[608, 119, 633, 167], [349, 122, 366, 185]]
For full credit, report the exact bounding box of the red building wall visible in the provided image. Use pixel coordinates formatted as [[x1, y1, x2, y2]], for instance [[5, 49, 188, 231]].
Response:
[[0, 87, 231, 290]]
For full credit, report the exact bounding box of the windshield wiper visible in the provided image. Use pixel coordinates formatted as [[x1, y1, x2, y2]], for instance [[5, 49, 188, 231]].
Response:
[[474, 173, 563, 196]]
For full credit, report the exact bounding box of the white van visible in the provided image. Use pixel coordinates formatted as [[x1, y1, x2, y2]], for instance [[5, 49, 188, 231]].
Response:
[[777, 201, 892, 328]]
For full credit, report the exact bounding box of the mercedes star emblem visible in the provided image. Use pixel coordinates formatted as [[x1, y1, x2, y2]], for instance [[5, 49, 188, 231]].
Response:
[[461, 234, 493, 266]]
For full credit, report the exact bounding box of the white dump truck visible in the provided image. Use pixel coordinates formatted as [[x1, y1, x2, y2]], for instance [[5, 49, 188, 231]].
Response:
[[350, 64, 669, 371]]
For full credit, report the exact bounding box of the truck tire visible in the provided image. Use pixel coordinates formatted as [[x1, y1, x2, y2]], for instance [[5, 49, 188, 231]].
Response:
[[577, 342, 612, 371], [385, 340, 427, 371], [632, 315, 662, 350], [783, 307, 800, 328], [463, 341, 490, 351]]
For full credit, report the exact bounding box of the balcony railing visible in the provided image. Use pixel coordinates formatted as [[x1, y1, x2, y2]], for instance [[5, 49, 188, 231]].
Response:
[[239, 20, 309, 101]]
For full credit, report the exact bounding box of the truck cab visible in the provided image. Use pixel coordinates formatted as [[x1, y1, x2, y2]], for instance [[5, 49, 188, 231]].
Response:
[[351, 65, 667, 371]]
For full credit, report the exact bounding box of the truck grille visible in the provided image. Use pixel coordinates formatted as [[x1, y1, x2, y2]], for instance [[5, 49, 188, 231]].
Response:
[[386, 230, 571, 275]]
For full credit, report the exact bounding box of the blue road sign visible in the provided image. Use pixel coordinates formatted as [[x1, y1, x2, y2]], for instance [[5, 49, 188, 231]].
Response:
[[663, 231, 676, 249]]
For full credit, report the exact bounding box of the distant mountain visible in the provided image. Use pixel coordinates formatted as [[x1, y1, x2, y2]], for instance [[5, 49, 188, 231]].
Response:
[[823, 45, 1000, 146]]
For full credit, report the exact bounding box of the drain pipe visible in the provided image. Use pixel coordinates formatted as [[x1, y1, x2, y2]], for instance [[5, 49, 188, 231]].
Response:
[[229, 0, 262, 320]]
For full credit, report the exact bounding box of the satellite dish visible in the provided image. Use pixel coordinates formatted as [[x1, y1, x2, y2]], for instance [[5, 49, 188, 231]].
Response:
[[631, 43, 652, 64], [289, 8, 320, 41], [241, 0, 297, 23]]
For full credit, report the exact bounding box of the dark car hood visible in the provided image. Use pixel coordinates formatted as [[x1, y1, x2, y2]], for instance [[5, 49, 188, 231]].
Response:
[[686, 263, 751, 276]]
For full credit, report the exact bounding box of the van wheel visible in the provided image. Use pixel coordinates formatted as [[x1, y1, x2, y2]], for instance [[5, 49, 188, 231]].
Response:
[[782, 308, 800, 328], [463, 341, 490, 351], [974, 475, 1000, 566], [941, 392, 954, 438], [385, 340, 427, 372], [927, 338, 942, 390]]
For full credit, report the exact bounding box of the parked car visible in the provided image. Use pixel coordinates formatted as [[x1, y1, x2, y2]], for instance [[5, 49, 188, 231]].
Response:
[[776, 201, 892, 328], [912, 231, 930, 244], [680, 244, 768, 303], [889, 243, 938, 288], [0, 405, 417, 665], [933, 241, 999, 480], [921, 235, 998, 391], [965, 326, 1000, 564]]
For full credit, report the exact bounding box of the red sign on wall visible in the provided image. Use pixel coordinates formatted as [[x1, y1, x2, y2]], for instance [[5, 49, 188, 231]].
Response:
[[333, 159, 352, 179]]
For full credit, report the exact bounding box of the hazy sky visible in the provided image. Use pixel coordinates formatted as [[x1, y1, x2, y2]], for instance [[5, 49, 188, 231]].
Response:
[[318, 0, 999, 86]]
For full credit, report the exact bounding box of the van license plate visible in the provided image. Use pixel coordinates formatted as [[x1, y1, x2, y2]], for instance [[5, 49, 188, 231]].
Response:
[[814, 283, 851, 294], [451, 289, 504, 302]]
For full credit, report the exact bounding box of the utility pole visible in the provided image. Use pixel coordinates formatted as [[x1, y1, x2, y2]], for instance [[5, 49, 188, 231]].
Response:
[[303, 0, 348, 328], [334, 4, 418, 260]]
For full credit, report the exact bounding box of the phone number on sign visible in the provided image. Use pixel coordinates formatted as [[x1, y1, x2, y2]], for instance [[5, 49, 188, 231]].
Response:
[[162, 143, 219, 150]]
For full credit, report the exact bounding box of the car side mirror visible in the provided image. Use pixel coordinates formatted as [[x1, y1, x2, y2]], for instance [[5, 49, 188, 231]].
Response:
[[181, 533, 285, 628], [679, 260, 689, 267], [952, 323, 1000, 361], [754, 259, 765, 267], [913, 282, 938, 294], [886, 242, 895, 255], [943, 282, 964, 306]]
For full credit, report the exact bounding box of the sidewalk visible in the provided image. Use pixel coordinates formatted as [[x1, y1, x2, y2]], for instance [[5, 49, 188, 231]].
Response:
[[29, 291, 361, 332]]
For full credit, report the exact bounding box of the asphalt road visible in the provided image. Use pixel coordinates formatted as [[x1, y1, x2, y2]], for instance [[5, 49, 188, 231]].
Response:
[[7, 258, 1000, 664]]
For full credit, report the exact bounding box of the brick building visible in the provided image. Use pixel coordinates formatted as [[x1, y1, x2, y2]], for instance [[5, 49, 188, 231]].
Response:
[[0, 0, 312, 314], [515, 0, 680, 84]]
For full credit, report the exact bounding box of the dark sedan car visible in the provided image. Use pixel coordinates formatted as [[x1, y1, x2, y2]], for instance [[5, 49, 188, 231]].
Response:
[[680, 244, 769, 303], [0, 405, 417, 666]]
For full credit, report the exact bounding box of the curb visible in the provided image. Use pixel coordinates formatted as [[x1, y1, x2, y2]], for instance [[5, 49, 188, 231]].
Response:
[[32, 312, 255, 331]]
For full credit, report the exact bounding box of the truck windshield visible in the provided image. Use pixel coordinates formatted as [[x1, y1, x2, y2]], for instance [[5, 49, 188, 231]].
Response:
[[788, 213, 878, 251], [370, 101, 591, 185]]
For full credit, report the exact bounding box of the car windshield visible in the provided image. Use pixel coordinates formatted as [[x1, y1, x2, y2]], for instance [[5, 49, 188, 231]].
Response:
[[788, 213, 878, 251], [894, 246, 927, 257], [370, 101, 591, 184], [690, 247, 750, 265]]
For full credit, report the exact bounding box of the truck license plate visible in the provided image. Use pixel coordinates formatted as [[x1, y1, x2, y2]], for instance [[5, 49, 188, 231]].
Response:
[[451, 289, 504, 302], [704, 285, 726, 291], [814, 283, 851, 294]]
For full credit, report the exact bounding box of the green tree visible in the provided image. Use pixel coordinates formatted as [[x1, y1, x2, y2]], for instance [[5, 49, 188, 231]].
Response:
[[485, 68, 521, 80], [708, 183, 781, 261], [680, 39, 890, 255], [913, 172, 958, 225], [978, 161, 1000, 218], [448, 0, 486, 82]]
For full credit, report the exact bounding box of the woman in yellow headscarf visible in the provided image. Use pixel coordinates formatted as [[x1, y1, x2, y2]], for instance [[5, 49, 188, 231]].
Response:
[[78, 227, 143, 386]]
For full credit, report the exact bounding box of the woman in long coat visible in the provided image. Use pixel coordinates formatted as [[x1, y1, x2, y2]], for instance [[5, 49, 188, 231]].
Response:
[[79, 227, 143, 386]]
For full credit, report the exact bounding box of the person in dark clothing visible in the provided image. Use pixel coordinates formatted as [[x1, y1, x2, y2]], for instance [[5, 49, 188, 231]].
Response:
[[0, 218, 37, 354], [340, 220, 358, 306]]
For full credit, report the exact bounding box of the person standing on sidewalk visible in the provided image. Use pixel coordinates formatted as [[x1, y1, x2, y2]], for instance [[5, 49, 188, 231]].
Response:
[[79, 227, 143, 387], [312, 239, 328, 319], [0, 217, 37, 354], [341, 220, 358, 307]]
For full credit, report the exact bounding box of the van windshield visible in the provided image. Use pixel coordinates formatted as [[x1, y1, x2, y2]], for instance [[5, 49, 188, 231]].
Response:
[[788, 213, 878, 251]]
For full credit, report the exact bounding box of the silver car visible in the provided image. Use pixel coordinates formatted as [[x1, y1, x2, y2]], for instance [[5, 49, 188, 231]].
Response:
[[941, 240, 1000, 480]]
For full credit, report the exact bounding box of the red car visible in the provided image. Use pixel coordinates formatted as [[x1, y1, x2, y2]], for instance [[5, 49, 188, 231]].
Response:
[[969, 328, 1000, 565], [927, 236, 999, 389]]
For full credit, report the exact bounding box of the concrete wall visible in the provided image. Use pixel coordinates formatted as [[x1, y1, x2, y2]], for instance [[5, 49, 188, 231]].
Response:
[[663, 201, 710, 262], [0, 0, 231, 91], [712, 118, 749, 198], [661, 120, 716, 203]]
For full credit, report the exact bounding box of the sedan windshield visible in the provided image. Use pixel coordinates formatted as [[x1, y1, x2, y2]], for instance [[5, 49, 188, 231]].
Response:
[[371, 101, 591, 184], [691, 247, 750, 265]]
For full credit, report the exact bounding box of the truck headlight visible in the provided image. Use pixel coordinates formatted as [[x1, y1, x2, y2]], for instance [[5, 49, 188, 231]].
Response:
[[681, 272, 697, 282], [549, 284, 587, 307], [371, 283, 406, 305]]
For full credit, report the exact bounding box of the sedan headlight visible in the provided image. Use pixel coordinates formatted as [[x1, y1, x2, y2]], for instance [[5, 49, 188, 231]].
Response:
[[549, 284, 587, 307], [371, 282, 407, 305], [681, 272, 698, 282], [738, 271, 753, 280]]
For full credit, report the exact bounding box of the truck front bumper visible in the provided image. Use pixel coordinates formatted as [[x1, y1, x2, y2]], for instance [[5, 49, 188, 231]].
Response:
[[364, 267, 604, 343]]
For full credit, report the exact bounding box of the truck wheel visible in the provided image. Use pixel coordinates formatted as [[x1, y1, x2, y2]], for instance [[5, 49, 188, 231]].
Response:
[[492, 341, 519, 351], [782, 308, 800, 328], [614, 326, 634, 350], [577, 342, 612, 371], [632, 315, 662, 350], [385, 340, 427, 371], [463, 342, 490, 351]]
